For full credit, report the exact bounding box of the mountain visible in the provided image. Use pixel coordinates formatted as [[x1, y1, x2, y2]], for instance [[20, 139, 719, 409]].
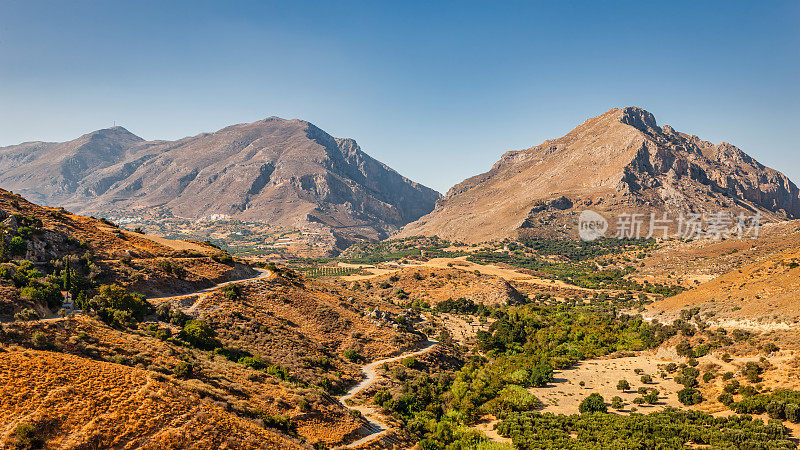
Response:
[[398, 107, 800, 242], [0, 118, 441, 249]]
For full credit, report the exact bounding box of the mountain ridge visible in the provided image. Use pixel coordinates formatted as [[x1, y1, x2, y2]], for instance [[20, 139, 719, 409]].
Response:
[[0, 117, 442, 250], [398, 106, 800, 242]]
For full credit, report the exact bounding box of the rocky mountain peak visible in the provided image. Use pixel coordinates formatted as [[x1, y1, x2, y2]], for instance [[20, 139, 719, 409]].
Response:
[[618, 106, 661, 134], [398, 107, 800, 243], [83, 126, 143, 143]]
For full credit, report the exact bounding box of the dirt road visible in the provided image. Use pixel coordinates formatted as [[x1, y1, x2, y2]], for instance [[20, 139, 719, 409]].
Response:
[[338, 339, 438, 448]]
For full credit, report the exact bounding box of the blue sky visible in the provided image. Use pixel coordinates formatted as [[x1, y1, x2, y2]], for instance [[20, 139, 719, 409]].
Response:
[[1, 0, 798, 193]]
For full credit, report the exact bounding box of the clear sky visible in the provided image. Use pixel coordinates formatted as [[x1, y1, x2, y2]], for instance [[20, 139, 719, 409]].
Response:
[[1, 0, 798, 194]]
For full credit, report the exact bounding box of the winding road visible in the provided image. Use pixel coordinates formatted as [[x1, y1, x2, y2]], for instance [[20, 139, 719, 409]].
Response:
[[152, 267, 437, 447], [338, 339, 438, 448], [156, 267, 437, 447], [149, 268, 272, 311], [1, 268, 272, 324]]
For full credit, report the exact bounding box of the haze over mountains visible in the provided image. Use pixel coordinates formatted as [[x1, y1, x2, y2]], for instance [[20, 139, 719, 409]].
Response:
[[1, 107, 798, 248], [398, 107, 800, 242], [0, 118, 441, 248]]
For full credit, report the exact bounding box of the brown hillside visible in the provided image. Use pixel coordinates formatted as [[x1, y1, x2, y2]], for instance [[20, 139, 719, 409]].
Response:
[[0, 188, 426, 446], [345, 267, 525, 306], [0, 349, 302, 449], [643, 242, 800, 328], [1, 269, 423, 447], [398, 107, 800, 242], [633, 219, 800, 287], [0, 189, 255, 319], [179, 270, 424, 389]]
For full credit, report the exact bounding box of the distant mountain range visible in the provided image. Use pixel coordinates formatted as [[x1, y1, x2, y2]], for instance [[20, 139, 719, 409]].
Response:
[[398, 107, 800, 242], [0, 118, 441, 248], [2, 107, 798, 247]]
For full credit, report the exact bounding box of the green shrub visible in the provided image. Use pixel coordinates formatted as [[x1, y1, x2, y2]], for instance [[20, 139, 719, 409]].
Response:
[[173, 361, 194, 379], [0, 265, 14, 279], [402, 356, 417, 368], [154, 328, 172, 341], [222, 284, 240, 300], [762, 342, 780, 354], [678, 388, 703, 405], [742, 362, 763, 383], [493, 384, 541, 413], [529, 362, 554, 387], [14, 308, 40, 321], [786, 403, 800, 423], [374, 390, 392, 407], [723, 380, 740, 394], [10, 236, 26, 256], [675, 341, 693, 357], [718, 393, 734, 406], [21, 281, 62, 310], [31, 331, 51, 349], [265, 364, 291, 381], [10, 421, 44, 449], [496, 408, 793, 448], [91, 284, 151, 321], [693, 344, 710, 357], [643, 389, 659, 404], [212, 253, 234, 264], [739, 385, 758, 397], [181, 319, 218, 349], [579, 393, 607, 414], [260, 413, 294, 433], [343, 349, 361, 362], [238, 355, 267, 370], [317, 376, 333, 392], [116, 309, 137, 328], [158, 259, 174, 274], [766, 401, 786, 419]]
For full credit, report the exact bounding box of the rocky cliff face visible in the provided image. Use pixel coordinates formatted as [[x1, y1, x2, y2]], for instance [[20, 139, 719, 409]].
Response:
[[0, 118, 441, 248], [398, 107, 800, 242]]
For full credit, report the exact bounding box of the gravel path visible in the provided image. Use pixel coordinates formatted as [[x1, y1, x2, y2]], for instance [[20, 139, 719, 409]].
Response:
[[339, 339, 438, 448]]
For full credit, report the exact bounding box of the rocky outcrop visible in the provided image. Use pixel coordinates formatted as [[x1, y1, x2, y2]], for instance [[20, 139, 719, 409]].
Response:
[[398, 107, 800, 242]]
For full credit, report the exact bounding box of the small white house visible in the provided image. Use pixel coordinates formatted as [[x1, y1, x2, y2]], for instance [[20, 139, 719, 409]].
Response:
[[61, 291, 74, 311]]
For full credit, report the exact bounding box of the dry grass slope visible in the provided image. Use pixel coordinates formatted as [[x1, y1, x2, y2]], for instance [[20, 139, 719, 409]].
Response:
[[0, 349, 302, 449]]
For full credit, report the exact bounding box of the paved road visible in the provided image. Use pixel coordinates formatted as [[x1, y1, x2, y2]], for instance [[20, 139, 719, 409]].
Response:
[[2, 269, 272, 324]]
